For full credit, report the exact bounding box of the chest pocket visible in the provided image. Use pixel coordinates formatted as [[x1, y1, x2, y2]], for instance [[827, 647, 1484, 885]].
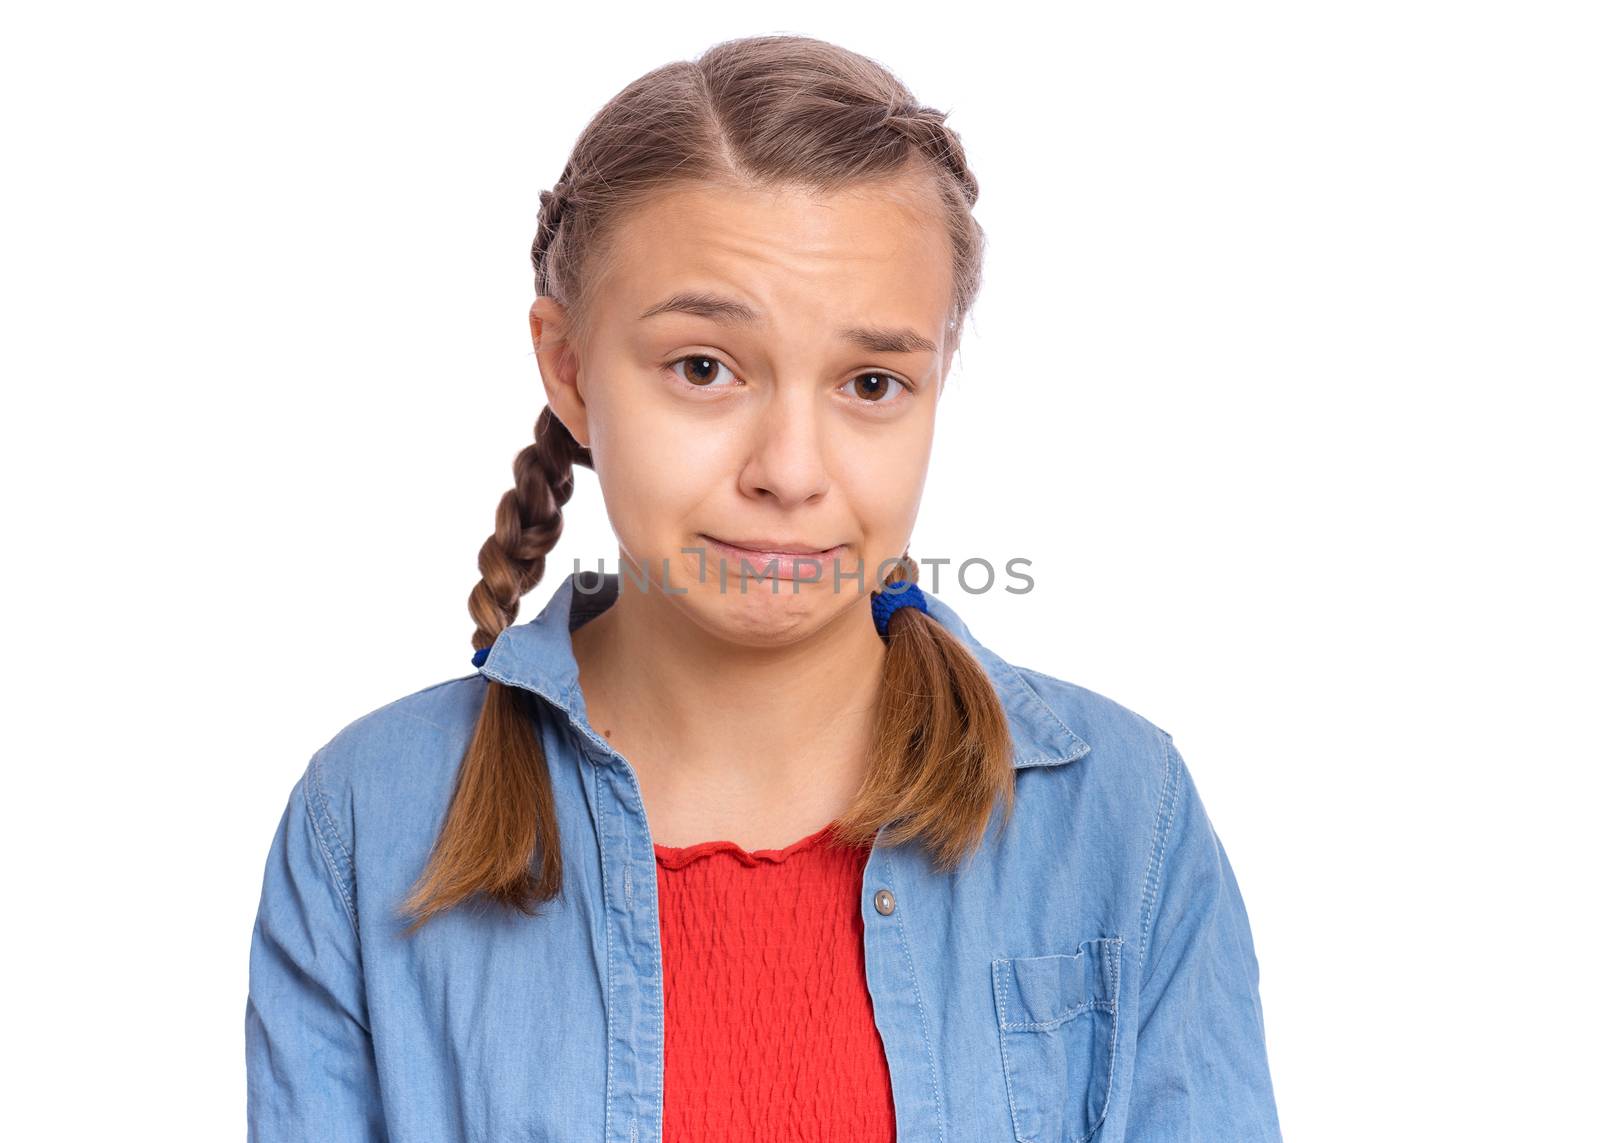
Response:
[[992, 936, 1124, 1143]]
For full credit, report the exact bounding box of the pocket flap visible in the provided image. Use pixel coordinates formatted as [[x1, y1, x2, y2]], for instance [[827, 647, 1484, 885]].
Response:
[[994, 937, 1122, 1031]]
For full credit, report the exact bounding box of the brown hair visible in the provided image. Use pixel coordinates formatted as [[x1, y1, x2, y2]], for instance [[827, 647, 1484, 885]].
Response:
[[399, 33, 1013, 934]]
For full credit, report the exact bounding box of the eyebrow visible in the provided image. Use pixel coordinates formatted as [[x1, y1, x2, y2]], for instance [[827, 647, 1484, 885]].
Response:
[[638, 290, 939, 355]]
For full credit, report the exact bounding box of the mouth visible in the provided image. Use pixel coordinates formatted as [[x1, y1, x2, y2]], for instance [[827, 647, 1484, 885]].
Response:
[[697, 534, 849, 580], [701, 534, 840, 556]]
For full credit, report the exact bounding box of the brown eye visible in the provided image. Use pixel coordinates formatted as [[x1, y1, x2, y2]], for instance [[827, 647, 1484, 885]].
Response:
[[684, 356, 720, 385], [666, 355, 737, 389], [850, 372, 905, 402]]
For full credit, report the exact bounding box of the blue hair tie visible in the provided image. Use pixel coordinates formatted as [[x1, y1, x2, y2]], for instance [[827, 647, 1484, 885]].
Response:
[[872, 580, 928, 637], [471, 645, 490, 668]]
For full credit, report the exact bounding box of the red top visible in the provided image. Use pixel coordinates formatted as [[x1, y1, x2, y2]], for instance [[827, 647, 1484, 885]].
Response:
[[653, 820, 897, 1142]]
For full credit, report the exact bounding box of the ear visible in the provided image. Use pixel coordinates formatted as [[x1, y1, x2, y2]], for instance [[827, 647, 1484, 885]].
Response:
[[530, 296, 591, 448]]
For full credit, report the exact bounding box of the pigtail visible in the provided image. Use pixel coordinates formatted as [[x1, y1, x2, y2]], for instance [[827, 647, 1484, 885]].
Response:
[[832, 557, 1017, 874], [398, 407, 592, 934]]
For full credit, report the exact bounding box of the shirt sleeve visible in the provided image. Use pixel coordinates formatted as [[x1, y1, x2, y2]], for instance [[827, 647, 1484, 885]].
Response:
[[1123, 736, 1282, 1141], [245, 754, 387, 1142]]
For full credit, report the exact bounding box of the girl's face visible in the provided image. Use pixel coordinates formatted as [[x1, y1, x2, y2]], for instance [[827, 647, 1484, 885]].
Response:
[[534, 179, 957, 645]]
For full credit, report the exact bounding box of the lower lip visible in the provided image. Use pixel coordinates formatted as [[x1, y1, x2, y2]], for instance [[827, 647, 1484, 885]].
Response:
[[699, 535, 848, 581]]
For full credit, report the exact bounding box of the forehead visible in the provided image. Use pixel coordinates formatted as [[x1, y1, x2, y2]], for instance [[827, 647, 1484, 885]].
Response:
[[594, 180, 954, 334]]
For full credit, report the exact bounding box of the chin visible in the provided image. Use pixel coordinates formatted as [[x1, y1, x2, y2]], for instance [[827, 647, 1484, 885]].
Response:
[[677, 575, 842, 644]]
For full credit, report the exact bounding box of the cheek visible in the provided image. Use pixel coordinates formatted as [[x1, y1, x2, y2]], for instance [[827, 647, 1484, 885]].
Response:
[[588, 397, 725, 540], [838, 441, 930, 543]]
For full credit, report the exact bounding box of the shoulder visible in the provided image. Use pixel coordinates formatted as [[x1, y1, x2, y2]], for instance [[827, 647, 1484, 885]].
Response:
[[1000, 660, 1195, 873], [999, 662, 1215, 944], [314, 671, 489, 778], [301, 673, 492, 850], [1005, 660, 1233, 913]]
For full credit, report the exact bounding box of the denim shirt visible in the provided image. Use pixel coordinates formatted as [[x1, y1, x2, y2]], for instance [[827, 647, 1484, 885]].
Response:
[[246, 570, 1281, 1142]]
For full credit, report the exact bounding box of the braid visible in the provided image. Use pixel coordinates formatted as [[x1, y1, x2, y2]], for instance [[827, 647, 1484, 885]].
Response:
[[883, 104, 980, 208], [530, 171, 577, 298], [468, 406, 594, 657]]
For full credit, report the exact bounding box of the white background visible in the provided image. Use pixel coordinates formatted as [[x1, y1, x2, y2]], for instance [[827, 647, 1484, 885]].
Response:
[[4, 1, 1595, 1138]]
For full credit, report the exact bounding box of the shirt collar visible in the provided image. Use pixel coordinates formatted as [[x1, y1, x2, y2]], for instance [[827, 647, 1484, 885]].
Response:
[[478, 569, 1088, 771]]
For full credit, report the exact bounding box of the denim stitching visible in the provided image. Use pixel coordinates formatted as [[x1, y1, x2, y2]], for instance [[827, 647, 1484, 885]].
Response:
[[994, 938, 1125, 1143], [1009, 664, 1093, 768], [1007, 663, 1078, 742], [309, 752, 356, 881], [1002, 998, 1118, 1033], [887, 856, 947, 1143], [1073, 938, 1122, 1143], [305, 751, 359, 938], [1137, 735, 1180, 971], [994, 939, 1124, 1031], [617, 763, 666, 1141], [992, 959, 1031, 1142], [594, 759, 618, 1143]]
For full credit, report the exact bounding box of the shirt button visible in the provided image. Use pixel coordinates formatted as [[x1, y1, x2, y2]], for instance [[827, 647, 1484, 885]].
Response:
[[873, 888, 896, 916]]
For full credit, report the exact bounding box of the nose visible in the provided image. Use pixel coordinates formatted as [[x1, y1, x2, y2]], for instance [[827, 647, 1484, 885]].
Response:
[[736, 387, 831, 508]]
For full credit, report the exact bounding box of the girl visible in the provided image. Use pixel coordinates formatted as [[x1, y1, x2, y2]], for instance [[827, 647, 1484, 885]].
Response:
[[246, 33, 1280, 1143]]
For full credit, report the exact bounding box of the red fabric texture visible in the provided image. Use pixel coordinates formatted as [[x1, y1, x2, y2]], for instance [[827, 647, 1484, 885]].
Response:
[[653, 819, 897, 1142]]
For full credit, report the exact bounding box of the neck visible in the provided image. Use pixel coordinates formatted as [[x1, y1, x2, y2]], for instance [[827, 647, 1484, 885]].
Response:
[[569, 563, 889, 839]]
